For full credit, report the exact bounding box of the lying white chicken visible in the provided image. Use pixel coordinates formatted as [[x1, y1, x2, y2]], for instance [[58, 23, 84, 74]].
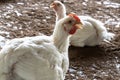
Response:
[[0, 13, 82, 80], [50, 1, 115, 47]]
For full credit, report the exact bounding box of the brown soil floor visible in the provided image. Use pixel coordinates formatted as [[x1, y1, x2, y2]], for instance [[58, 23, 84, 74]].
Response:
[[0, 0, 120, 80]]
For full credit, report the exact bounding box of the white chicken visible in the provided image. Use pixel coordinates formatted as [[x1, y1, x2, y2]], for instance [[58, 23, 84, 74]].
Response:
[[0, 14, 82, 80], [50, 0, 66, 24], [50, 1, 115, 47]]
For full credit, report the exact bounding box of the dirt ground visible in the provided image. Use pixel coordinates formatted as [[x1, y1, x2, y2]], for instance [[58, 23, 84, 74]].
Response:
[[0, 0, 120, 80]]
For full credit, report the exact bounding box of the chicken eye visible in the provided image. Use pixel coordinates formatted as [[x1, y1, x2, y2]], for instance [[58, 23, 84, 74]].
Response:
[[68, 20, 72, 24], [57, 3, 60, 6]]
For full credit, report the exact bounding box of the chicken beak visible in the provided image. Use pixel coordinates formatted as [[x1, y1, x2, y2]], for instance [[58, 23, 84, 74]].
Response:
[[75, 22, 83, 29], [50, 3, 56, 8]]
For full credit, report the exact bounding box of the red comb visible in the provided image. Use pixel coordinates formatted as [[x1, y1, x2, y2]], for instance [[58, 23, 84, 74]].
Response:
[[68, 13, 80, 22]]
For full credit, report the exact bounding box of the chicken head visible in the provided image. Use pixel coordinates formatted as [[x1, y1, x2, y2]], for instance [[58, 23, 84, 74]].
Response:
[[61, 13, 83, 34], [50, 0, 65, 12]]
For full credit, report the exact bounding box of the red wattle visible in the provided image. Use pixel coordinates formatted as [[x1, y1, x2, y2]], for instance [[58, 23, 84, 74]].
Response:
[[69, 26, 77, 34]]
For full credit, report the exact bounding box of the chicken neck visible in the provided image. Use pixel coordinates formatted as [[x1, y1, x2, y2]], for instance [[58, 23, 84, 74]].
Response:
[[52, 21, 70, 54], [55, 7, 66, 22]]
